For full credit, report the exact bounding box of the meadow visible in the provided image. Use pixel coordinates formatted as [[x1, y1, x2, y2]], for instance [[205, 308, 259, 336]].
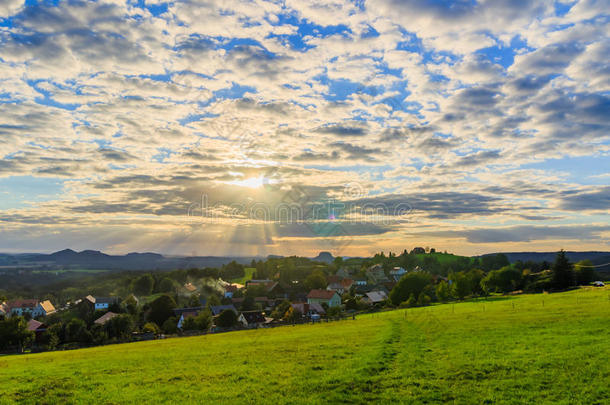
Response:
[[1, 287, 609, 404]]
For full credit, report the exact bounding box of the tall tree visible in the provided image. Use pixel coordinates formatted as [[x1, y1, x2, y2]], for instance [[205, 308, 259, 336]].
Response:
[[552, 250, 574, 290]]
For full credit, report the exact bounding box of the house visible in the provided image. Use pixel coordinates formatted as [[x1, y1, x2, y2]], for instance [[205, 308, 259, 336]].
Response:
[[27, 319, 47, 342], [291, 302, 326, 317], [390, 267, 406, 277], [366, 264, 389, 284], [362, 290, 388, 305], [238, 311, 268, 328], [210, 304, 238, 316], [0, 301, 8, 317], [223, 284, 241, 298], [173, 307, 205, 318], [83, 295, 118, 311], [245, 279, 273, 287], [33, 300, 56, 317], [307, 289, 341, 308], [183, 282, 197, 293], [177, 311, 200, 329], [94, 311, 118, 325], [336, 267, 352, 279], [353, 277, 367, 286], [8, 299, 39, 317]]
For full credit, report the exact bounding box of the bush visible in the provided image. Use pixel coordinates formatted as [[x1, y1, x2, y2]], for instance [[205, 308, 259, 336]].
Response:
[[143, 322, 161, 334], [389, 272, 433, 306], [215, 309, 238, 328]]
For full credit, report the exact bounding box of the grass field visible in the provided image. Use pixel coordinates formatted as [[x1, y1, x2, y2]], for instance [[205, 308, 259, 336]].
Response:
[[229, 267, 256, 284], [1, 288, 609, 404]]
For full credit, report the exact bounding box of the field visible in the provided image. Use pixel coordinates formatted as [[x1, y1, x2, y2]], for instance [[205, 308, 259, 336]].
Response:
[[1, 288, 609, 404], [229, 267, 256, 284]]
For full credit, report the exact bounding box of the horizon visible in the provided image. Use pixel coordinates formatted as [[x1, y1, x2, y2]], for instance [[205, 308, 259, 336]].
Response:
[[0, 1, 608, 257]]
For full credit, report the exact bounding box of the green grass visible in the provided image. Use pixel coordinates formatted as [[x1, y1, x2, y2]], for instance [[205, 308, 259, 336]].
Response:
[[229, 267, 256, 284], [2, 288, 609, 404]]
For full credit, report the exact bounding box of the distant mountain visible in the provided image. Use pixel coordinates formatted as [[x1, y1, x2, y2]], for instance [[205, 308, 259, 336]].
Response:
[[491, 251, 610, 264], [313, 251, 334, 263], [0, 250, 257, 271]]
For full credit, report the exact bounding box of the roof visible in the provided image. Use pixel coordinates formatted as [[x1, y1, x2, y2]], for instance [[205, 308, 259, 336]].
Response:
[[95, 297, 118, 305], [365, 291, 388, 303], [291, 302, 326, 314], [307, 289, 339, 300], [84, 295, 96, 304], [180, 311, 199, 320], [341, 278, 354, 288], [173, 306, 205, 317], [39, 300, 56, 314], [27, 319, 45, 331], [94, 311, 118, 325], [240, 311, 266, 324], [210, 304, 238, 316], [8, 299, 38, 310], [184, 282, 197, 292]]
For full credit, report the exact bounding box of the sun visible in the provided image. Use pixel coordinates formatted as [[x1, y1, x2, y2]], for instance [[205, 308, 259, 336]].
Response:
[[225, 175, 265, 189]]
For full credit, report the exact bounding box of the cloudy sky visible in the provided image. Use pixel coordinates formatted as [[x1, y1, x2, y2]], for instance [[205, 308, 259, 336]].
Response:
[[0, 0, 608, 257]]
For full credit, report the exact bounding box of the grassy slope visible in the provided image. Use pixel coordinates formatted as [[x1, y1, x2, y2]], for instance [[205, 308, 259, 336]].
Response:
[[1, 288, 609, 404], [229, 267, 256, 284]]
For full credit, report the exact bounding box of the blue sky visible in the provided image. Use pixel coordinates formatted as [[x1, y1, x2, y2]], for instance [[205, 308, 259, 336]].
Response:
[[0, 0, 608, 255]]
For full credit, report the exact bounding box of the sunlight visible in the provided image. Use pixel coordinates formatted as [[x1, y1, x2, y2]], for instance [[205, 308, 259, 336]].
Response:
[[225, 175, 265, 189]]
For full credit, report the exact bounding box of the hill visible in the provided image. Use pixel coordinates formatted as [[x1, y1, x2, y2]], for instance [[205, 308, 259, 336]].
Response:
[[491, 251, 610, 264], [1, 288, 608, 403]]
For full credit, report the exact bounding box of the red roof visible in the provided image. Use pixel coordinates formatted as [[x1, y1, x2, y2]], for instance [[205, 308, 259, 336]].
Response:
[[341, 278, 354, 288], [27, 319, 45, 331], [307, 289, 338, 300], [8, 299, 38, 310]]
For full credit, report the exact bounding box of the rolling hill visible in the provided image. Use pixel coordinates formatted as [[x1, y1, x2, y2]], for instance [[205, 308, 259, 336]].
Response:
[[1, 287, 608, 404]]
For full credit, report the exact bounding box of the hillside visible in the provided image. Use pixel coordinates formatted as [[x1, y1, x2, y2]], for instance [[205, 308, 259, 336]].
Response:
[[1, 288, 608, 404]]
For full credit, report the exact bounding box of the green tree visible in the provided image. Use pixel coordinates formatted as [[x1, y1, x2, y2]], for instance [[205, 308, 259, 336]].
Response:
[[147, 294, 177, 326], [304, 270, 327, 290], [389, 271, 433, 305], [215, 309, 238, 328], [122, 294, 139, 315], [132, 274, 154, 296], [552, 250, 574, 290], [450, 272, 471, 300], [284, 306, 302, 322], [162, 317, 178, 334], [435, 280, 452, 302], [158, 277, 177, 293], [142, 322, 161, 334], [65, 318, 91, 344], [417, 292, 431, 306], [0, 316, 34, 352], [105, 314, 134, 341], [481, 266, 522, 294]]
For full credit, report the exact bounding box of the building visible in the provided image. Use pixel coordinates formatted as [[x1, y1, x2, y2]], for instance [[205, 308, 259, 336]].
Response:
[[362, 290, 388, 305], [183, 282, 197, 293], [83, 295, 119, 311], [307, 289, 341, 308], [27, 319, 47, 342], [8, 299, 39, 317], [33, 300, 56, 317], [0, 301, 8, 317], [291, 302, 326, 317], [210, 305, 238, 316], [390, 267, 406, 277], [94, 311, 118, 325], [177, 311, 200, 330], [366, 264, 389, 284], [238, 311, 268, 328]]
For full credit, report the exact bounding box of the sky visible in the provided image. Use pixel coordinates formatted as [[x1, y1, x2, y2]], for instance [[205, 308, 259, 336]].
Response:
[[0, 0, 608, 257]]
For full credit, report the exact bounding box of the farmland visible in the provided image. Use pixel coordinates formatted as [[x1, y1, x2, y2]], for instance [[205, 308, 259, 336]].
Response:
[[1, 287, 609, 404]]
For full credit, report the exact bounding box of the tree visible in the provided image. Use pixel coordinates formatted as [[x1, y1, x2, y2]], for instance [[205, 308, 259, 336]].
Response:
[[122, 295, 139, 315], [147, 294, 177, 326], [158, 277, 177, 293], [270, 300, 291, 320], [142, 322, 161, 334], [552, 250, 574, 290], [0, 316, 34, 352], [389, 271, 432, 305], [450, 272, 471, 300], [481, 266, 522, 294], [132, 274, 154, 296], [162, 317, 178, 334], [304, 270, 327, 290], [284, 306, 302, 322], [435, 280, 452, 302], [417, 292, 431, 306], [105, 314, 134, 341], [574, 260, 596, 285], [65, 318, 91, 344], [216, 309, 238, 328]]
